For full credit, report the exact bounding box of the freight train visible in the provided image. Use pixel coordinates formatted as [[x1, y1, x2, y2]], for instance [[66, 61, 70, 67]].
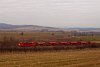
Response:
[[17, 41, 99, 48]]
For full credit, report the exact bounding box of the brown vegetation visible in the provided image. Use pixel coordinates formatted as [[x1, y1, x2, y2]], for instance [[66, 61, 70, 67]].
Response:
[[0, 32, 100, 51], [0, 48, 100, 67]]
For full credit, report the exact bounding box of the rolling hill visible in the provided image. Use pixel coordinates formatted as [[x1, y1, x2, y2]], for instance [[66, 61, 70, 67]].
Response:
[[0, 23, 64, 32], [0, 23, 100, 32]]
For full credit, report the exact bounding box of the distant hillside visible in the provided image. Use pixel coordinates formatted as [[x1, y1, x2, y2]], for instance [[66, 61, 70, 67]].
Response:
[[0, 23, 100, 32], [66, 28, 100, 32], [0, 23, 64, 32], [0, 23, 33, 29]]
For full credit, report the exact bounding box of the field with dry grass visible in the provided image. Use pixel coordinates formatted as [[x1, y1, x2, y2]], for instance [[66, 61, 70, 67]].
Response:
[[0, 32, 100, 42], [0, 32, 100, 51], [0, 48, 100, 67], [0, 32, 100, 67]]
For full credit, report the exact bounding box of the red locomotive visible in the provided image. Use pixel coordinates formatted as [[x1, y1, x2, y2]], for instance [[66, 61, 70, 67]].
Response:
[[18, 42, 36, 47]]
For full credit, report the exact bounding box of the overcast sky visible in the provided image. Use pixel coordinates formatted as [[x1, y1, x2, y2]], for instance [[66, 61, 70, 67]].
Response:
[[0, 0, 100, 28]]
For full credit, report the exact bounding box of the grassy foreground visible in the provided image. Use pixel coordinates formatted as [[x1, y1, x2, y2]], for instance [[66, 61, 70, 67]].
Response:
[[0, 49, 100, 67]]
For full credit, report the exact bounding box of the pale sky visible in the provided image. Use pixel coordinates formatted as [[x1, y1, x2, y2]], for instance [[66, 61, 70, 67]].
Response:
[[0, 0, 100, 28]]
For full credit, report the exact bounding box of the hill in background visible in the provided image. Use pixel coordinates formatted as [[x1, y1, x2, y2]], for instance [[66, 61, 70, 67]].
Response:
[[0, 23, 100, 32], [0, 23, 64, 32]]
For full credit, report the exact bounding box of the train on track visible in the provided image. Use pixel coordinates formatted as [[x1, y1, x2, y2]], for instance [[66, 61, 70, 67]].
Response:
[[17, 41, 99, 48]]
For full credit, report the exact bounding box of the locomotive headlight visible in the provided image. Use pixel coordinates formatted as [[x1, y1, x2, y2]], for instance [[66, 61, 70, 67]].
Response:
[[18, 43, 21, 46]]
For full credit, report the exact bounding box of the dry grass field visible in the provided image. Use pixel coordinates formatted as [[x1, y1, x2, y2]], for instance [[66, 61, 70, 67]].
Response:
[[0, 32, 100, 42], [0, 48, 100, 67], [0, 32, 100, 67]]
